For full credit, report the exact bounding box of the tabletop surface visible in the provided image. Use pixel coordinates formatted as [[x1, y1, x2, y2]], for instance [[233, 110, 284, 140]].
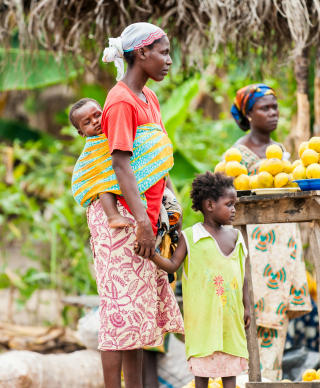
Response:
[[233, 190, 320, 225], [237, 190, 320, 204]]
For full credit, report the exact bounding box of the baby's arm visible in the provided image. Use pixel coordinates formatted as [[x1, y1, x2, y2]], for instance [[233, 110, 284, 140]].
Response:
[[99, 193, 134, 228], [243, 273, 251, 330], [135, 233, 187, 273]]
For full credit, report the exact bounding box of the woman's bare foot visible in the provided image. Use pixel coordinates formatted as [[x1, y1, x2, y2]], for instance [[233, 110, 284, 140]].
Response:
[[108, 214, 134, 228]]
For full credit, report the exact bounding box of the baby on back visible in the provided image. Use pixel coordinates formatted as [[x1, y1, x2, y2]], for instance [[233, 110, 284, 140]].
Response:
[[69, 98, 134, 228]]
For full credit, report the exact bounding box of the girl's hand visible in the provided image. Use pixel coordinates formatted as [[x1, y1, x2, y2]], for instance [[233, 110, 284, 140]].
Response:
[[134, 238, 154, 259], [244, 308, 251, 330]]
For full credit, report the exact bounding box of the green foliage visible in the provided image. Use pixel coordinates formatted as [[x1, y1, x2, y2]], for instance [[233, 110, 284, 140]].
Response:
[[161, 77, 200, 151], [0, 136, 96, 311], [0, 45, 308, 316], [169, 150, 199, 188], [80, 84, 108, 109], [176, 115, 244, 170], [0, 49, 84, 91], [0, 118, 54, 144], [152, 50, 301, 227]]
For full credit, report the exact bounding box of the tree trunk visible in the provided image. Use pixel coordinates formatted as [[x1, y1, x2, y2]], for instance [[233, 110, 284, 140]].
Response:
[[294, 47, 310, 154], [314, 41, 320, 136], [0, 91, 8, 116]]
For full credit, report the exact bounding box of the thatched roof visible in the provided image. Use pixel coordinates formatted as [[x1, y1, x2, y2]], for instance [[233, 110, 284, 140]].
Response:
[[1, 0, 320, 65]]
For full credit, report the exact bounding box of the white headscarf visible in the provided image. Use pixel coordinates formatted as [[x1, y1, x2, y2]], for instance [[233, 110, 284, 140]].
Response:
[[102, 23, 166, 81]]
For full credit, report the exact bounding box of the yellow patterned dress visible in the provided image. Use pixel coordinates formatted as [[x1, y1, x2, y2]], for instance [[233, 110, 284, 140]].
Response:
[[234, 144, 312, 381]]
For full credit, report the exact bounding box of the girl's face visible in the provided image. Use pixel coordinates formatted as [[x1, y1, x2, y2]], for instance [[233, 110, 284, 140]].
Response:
[[247, 95, 279, 134], [204, 188, 237, 225], [140, 36, 172, 82], [74, 101, 102, 137]]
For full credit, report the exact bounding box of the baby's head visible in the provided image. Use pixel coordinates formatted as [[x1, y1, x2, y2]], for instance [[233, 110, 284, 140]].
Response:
[[190, 171, 236, 225], [69, 98, 103, 138]]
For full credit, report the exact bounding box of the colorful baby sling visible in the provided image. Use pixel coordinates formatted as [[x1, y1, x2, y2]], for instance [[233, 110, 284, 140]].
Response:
[[72, 123, 174, 208]]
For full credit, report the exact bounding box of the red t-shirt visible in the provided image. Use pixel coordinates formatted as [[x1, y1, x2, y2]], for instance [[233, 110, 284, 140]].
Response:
[[101, 81, 167, 235]]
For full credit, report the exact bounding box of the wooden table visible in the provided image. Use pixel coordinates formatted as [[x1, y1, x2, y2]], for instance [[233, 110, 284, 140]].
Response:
[[233, 190, 320, 387]]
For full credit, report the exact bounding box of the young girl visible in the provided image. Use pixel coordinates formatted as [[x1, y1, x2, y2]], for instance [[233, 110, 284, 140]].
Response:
[[138, 172, 250, 388]]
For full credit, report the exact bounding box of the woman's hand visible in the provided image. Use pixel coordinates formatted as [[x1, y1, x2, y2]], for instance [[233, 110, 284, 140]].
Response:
[[135, 219, 155, 259], [244, 308, 251, 330]]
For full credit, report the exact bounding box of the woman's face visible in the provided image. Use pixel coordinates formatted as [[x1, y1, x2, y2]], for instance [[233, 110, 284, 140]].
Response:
[[141, 36, 172, 82], [247, 95, 279, 134]]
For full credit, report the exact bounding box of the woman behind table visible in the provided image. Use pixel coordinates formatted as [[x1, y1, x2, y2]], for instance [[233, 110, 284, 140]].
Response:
[[230, 84, 312, 381], [88, 23, 184, 388]]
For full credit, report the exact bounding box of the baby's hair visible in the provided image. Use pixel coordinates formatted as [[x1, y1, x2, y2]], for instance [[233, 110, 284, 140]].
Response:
[[190, 171, 235, 212], [68, 98, 102, 130]]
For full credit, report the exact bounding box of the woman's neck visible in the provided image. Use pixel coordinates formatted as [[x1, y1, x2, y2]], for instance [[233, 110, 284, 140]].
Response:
[[121, 67, 149, 96], [248, 127, 272, 145]]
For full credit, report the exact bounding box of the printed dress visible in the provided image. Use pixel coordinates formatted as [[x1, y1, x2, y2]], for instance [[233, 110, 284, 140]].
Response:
[[182, 223, 248, 378], [234, 144, 312, 381], [87, 199, 184, 351]]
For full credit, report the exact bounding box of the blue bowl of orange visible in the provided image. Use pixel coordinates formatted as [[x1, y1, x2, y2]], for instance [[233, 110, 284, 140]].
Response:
[[293, 179, 320, 190]]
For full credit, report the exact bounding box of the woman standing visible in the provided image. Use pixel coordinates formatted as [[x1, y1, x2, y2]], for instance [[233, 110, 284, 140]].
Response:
[[230, 84, 312, 381], [88, 23, 184, 388]]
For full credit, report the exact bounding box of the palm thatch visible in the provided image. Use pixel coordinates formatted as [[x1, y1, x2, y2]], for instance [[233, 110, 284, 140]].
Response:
[[1, 0, 320, 65]]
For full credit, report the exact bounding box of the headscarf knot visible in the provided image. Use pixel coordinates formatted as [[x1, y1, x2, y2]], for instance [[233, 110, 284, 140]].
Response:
[[102, 37, 124, 81]]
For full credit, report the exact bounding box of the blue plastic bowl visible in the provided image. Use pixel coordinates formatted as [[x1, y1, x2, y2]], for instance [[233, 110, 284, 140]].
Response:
[[293, 179, 320, 190]]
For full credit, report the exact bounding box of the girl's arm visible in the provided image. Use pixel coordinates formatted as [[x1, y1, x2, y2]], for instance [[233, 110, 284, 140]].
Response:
[[136, 233, 188, 273], [243, 274, 251, 330]]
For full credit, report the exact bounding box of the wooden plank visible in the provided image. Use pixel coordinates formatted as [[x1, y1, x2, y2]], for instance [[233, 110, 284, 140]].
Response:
[[246, 383, 320, 388], [233, 197, 320, 225], [238, 225, 262, 383], [238, 190, 319, 204], [307, 220, 320, 357]]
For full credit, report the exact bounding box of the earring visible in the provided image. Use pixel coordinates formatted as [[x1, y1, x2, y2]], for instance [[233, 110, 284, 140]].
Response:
[[248, 117, 252, 121]]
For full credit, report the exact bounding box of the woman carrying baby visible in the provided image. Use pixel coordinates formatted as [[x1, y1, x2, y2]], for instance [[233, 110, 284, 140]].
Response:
[[86, 23, 184, 388]]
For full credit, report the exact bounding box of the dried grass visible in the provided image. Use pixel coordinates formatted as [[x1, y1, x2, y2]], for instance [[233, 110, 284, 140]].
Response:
[[0, 0, 320, 64]]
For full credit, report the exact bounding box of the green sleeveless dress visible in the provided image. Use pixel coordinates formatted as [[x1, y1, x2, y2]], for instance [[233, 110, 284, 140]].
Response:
[[181, 223, 249, 360]]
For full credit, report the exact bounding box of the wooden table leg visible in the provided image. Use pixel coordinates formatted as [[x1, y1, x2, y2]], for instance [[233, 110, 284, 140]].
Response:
[[308, 220, 320, 358], [238, 225, 262, 382]]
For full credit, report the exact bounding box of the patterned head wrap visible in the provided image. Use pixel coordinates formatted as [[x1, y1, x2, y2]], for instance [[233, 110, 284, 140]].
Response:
[[231, 84, 277, 131], [102, 23, 167, 81]]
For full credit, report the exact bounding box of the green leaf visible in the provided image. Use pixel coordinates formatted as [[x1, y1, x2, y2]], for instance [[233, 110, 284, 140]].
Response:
[[161, 77, 199, 151], [0, 273, 10, 289], [5, 268, 27, 290], [170, 150, 199, 188], [23, 272, 50, 283], [0, 49, 84, 91]]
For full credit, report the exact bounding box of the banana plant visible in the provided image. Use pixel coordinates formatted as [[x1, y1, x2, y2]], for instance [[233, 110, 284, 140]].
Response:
[[0, 49, 83, 91]]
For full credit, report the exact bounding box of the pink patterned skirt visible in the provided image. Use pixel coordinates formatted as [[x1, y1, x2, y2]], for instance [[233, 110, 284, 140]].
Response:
[[87, 199, 184, 351], [188, 351, 248, 378]]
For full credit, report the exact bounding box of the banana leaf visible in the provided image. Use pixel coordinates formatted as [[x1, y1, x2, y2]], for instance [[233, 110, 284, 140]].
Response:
[[0, 49, 83, 91], [161, 77, 199, 151]]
